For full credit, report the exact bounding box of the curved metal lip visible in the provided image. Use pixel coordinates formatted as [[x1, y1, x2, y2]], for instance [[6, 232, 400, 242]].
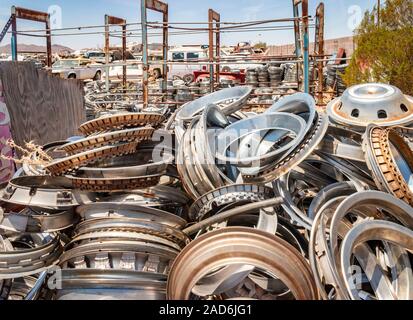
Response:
[[189, 184, 274, 222], [76, 203, 187, 228], [0, 233, 59, 257], [60, 127, 154, 154], [176, 117, 209, 200], [75, 150, 174, 179], [4, 175, 74, 189], [60, 239, 179, 266], [331, 191, 413, 234], [236, 93, 316, 175], [176, 86, 253, 121], [242, 111, 329, 183], [78, 112, 165, 134], [0, 234, 62, 280], [0, 176, 96, 209], [57, 270, 168, 299], [0, 208, 78, 233], [327, 84, 413, 128], [308, 181, 357, 220], [67, 174, 161, 183], [60, 269, 167, 285], [309, 195, 350, 300], [215, 112, 306, 166], [102, 185, 189, 206], [73, 217, 189, 244], [187, 104, 233, 194], [275, 173, 313, 231], [69, 231, 184, 251], [166, 227, 319, 300], [267, 93, 316, 124], [340, 220, 413, 300], [328, 190, 413, 290], [45, 142, 139, 175], [347, 83, 395, 101], [363, 125, 413, 204]]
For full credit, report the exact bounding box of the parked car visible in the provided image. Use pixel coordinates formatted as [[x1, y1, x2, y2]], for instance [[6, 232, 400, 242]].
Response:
[[103, 63, 143, 83], [52, 59, 103, 80], [84, 51, 107, 64]]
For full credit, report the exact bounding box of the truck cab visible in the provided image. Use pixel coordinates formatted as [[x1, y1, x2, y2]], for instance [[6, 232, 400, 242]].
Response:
[[167, 47, 208, 81]]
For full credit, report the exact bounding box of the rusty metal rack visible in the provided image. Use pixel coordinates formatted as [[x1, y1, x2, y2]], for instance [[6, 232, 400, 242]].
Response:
[[0, 6, 52, 66], [105, 15, 127, 90], [136, 0, 326, 107], [0, 0, 333, 106]]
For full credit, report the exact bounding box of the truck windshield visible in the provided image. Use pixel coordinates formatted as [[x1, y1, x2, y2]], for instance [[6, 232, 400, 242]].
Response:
[[187, 52, 200, 60], [172, 52, 184, 61], [88, 52, 105, 58]]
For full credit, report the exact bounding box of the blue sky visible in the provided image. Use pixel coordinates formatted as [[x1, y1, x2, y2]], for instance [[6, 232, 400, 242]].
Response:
[[0, 0, 379, 49]]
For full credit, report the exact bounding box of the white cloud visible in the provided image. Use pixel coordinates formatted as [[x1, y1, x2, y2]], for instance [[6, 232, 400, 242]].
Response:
[[242, 3, 264, 21]]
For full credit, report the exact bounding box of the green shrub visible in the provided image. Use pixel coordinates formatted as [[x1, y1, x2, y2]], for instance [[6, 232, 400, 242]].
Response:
[[343, 0, 413, 95]]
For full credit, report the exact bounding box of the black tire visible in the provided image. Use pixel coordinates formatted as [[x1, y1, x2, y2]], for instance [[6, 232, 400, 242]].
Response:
[[183, 73, 195, 84], [68, 74, 76, 79], [94, 71, 102, 81], [222, 66, 231, 73]]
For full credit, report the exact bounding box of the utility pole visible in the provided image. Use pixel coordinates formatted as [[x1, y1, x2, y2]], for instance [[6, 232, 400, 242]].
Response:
[[377, 0, 381, 26]]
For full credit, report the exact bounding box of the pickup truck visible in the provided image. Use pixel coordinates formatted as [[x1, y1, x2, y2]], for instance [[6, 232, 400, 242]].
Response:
[[52, 59, 103, 80]]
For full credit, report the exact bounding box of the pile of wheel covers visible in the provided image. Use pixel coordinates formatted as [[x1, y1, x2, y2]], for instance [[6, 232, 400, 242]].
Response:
[[310, 191, 413, 300], [1, 84, 413, 300], [44, 113, 172, 192], [56, 204, 188, 300]]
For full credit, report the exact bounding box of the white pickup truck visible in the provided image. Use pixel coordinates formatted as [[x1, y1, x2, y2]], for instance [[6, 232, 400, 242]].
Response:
[[52, 59, 103, 80], [167, 47, 208, 81]]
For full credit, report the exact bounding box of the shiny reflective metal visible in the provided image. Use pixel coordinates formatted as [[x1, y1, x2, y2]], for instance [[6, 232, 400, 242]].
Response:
[[0, 176, 96, 209], [317, 125, 365, 162], [176, 86, 252, 122], [215, 112, 307, 170], [327, 83, 413, 129], [189, 184, 274, 222], [363, 125, 413, 205], [310, 191, 413, 300], [0, 207, 78, 233], [76, 203, 186, 228], [0, 233, 63, 279], [243, 111, 328, 183], [100, 185, 189, 210], [56, 270, 167, 300], [167, 227, 319, 300], [79, 112, 165, 135], [61, 127, 154, 155], [67, 174, 162, 192], [176, 105, 234, 199], [340, 220, 413, 300], [72, 217, 189, 247], [75, 147, 173, 179], [45, 142, 139, 175]]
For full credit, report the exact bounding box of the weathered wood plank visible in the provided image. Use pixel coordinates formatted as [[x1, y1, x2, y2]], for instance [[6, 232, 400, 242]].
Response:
[[0, 62, 85, 152]]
